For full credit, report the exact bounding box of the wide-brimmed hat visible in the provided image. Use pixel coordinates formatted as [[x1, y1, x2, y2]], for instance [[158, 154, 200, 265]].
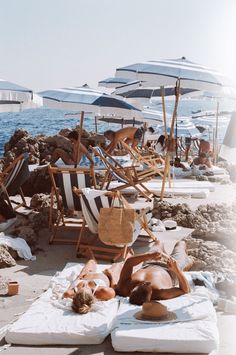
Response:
[[134, 301, 176, 322]]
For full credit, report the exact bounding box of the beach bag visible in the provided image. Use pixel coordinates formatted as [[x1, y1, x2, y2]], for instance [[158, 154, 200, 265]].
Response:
[[98, 193, 136, 245]]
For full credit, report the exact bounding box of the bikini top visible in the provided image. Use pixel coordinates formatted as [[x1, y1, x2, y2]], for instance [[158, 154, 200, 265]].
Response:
[[73, 278, 107, 295]]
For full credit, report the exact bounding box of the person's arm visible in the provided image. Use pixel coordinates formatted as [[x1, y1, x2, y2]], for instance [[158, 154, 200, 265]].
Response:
[[106, 138, 118, 154], [152, 257, 191, 300], [117, 251, 162, 289], [79, 143, 94, 165]]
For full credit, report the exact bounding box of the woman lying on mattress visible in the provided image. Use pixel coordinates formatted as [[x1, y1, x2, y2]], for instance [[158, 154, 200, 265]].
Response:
[[63, 240, 192, 313]]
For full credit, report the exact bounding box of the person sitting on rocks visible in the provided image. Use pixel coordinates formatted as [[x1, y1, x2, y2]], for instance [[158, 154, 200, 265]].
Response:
[[64, 240, 192, 313], [104, 126, 146, 154], [46, 130, 94, 166], [191, 152, 213, 170]]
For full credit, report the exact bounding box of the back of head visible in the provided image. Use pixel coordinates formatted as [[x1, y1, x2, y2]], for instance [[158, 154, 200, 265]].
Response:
[[72, 288, 95, 314], [148, 127, 155, 134], [199, 152, 207, 159], [104, 130, 115, 138], [129, 282, 152, 305], [68, 130, 78, 141], [157, 135, 165, 146]]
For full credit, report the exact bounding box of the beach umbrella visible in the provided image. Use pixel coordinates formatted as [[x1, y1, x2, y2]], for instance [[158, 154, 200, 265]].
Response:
[[114, 81, 199, 99], [219, 112, 236, 164], [115, 57, 234, 91], [98, 77, 133, 88], [39, 86, 141, 119], [0, 78, 42, 112]]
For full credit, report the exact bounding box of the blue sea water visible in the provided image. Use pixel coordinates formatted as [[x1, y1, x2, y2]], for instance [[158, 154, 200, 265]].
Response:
[[0, 98, 234, 157]]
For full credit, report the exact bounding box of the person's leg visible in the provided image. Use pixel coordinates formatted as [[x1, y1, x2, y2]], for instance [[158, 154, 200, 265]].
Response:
[[77, 259, 97, 279], [170, 241, 193, 271], [51, 148, 74, 164]]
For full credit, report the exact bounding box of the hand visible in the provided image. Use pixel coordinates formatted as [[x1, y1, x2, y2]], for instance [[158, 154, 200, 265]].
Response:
[[167, 257, 180, 273], [149, 251, 162, 261]]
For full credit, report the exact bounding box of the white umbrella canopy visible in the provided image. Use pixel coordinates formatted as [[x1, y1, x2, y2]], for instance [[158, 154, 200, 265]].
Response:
[[115, 57, 235, 92], [0, 78, 42, 112], [114, 81, 199, 99], [39, 85, 142, 119]]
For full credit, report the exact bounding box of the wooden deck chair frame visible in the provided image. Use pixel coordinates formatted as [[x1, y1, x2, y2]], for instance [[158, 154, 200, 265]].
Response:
[[0, 153, 30, 211], [120, 141, 164, 178], [91, 146, 158, 201], [73, 188, 156, 262], [48, 165, 97, 244]]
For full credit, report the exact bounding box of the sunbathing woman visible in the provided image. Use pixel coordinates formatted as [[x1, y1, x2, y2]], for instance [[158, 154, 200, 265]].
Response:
[[64, 240, 192, 313], [63, 259, 124, 314]]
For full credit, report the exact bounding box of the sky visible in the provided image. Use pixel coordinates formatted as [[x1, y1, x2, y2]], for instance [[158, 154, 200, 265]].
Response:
[[0, 0, 236, 92]]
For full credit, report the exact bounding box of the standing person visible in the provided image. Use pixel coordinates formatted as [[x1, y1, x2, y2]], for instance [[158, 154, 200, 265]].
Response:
[[154, 135, 166, 156], [47, 130, 94, 166], [104, 126, 146, 154]]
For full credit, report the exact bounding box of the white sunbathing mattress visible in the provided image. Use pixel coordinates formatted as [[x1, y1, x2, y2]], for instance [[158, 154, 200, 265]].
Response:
[[109, 181, 210, 199], [111, 288, 219, 353], [6, 263, 119, 345]]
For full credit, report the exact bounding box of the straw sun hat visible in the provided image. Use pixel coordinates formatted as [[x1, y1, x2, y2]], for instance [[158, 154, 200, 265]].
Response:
[[134, 302, 176, 322]]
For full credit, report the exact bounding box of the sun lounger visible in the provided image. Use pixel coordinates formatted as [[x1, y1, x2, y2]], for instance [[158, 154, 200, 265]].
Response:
[[108, 179, 211, 198], [111, 278, 219, 353], [5, 262, 119, 345]]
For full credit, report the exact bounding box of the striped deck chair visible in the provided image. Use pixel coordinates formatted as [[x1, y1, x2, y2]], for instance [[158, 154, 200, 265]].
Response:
[[0, 153, 30, 210], [91, 146, 158, 201], [48, 166, 97, 244], [73, 188, 156, 262]]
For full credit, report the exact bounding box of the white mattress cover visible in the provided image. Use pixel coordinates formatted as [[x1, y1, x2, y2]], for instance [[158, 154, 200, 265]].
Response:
[[6, 263, 119, 345], [109, 181, 210, 199], [111, 288, 219, 353]]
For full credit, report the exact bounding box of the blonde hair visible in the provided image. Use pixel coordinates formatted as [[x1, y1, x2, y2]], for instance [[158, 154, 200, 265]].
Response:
[[72, 288, 95, 314]]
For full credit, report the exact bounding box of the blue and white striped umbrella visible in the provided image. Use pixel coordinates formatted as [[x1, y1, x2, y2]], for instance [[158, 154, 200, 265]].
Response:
[[39, 86, 142, 118], [0, 78, 42, 112], [159, 118, 201, 137], [98, 77, 133, 88], [115, 57, 235, 92], [114, 80, 199, 98]]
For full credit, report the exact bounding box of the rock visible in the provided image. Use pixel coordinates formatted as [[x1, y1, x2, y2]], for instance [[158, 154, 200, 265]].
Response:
[[0, 245, 16, 268]]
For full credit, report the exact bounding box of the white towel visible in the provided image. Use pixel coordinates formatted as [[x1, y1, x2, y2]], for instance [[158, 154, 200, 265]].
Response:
[[0, 234, 35, 261]]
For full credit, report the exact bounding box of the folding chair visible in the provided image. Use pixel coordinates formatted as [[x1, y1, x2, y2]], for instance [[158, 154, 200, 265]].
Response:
[[73, 187, 156, 262], [91, 146, 158, 201], [120, 141, 164, 177], [48, 165, 97, 244], [0, 153, 30, 210]]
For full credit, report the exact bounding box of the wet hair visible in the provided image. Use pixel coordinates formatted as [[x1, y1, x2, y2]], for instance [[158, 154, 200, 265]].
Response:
[[129, 282, 152, 305], [157, 135, 165, 146], [199, 152, 207, 158], [68, 130, 78, 141], [72, 288, 95, 314], [148, 127, 155, 134], [104, 130, 115, 138]]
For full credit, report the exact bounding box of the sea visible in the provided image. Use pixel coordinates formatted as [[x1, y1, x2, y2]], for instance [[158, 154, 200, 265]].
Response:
[[0, 98, 235, 157]]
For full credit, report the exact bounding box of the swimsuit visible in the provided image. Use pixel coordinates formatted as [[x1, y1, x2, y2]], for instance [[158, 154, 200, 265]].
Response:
[[73, 278, 107, 294]]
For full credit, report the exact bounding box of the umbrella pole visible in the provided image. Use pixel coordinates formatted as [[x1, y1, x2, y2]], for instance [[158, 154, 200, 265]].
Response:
[[95, 115, 98, 133], [160, 86, 171, 187], [214, 101, 219, 165], [160, 80, 181, 200], [74, 111, 84, 168]]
